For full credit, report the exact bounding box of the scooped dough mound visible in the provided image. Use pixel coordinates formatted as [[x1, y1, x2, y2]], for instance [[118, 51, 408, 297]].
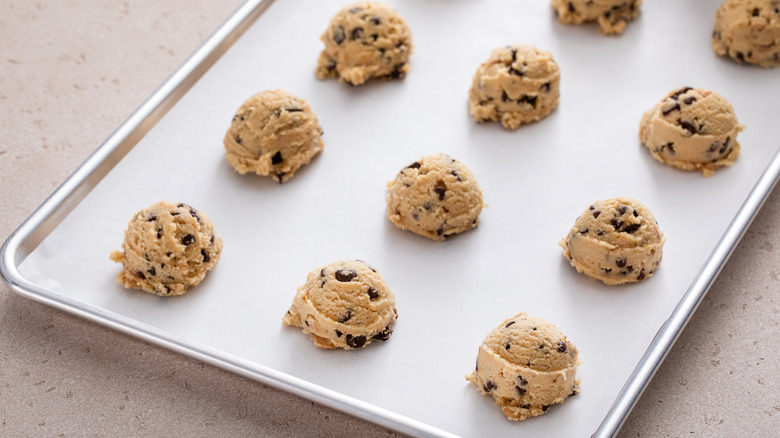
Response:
[[283, 260, 397, 350], [712, 0, 780, 68], [110, 201, 223, 296], [552, 0, 642, 35], [560, 197, 664, 285], [315, 1, 413, 86], [639, 87, 744, 177], [466, 312, 580, 421], [386, 153, 484, 242], [468, 44, 560, 130], [224, 89, 323, 183]]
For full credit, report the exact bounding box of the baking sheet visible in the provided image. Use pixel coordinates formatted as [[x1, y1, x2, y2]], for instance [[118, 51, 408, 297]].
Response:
[[6, 0, 780, 436]]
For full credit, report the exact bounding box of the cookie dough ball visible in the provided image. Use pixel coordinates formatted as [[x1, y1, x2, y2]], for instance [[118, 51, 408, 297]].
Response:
[[639, 87, 744, 177], [386, 153, 484, 242], [224, 90, 323, 183], [560, 198, 664, 285], [315, 1, 413, 86], [283, 260, 397, 349], [552, 0, 642, 35], [712, 0, 780, 68], [110, 201, 223, 296], [466, 312, 580, 421], [468, 44, 560, 130]]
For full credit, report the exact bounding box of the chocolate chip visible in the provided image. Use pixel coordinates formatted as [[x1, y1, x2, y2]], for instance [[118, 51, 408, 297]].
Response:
[[182, 234, 195, 245], [670, 87, 692, 100], [508, 65, 524, 77], [326, 59, 337, 71], [736, 51, 745, 62], [350, 27, 364, 40], [633, 209, 639, 218], [618, 204, 627, 215], [436, 226, 445, 236], [335, 269, 357, 282], [603, 268, 612, 273], [637, 269, 646, 280], [542, 405, 550, 412], [616, 258, 627, 268], [483, 381, 497, 392], [667, 143, 676, 154], [623, 223, 641, 234], [346, 334, 366, 348], [271, 151, 283, 165], [568, 2, 576, 12], [505, 342, 511, 350], [367, 287, 379, 300], [662, 103, 680, 116], [539, 344, 545, 349], [320, 268, 326, 277], [684, 96, 697, 105], [157, 229, 162, 239], [709, 142, 720, 153], [136, 271, 146, 280], [348, 6, 361, 13], [146, 215, 157, 222], [286, 108, 303, 113], [593, 210, 601, 218], [541, 82, 551, 92], [589, 205, 595, 210], [505, 320, 515, 328], [235, 135, 242, 144], [275, 172, 286, 182], [406, 161, 421, 169], [372, 327, 392, 341], [611, 218, 622, 229], [369, 16, 381, 25], [752, 8, 760, 16], [627, 265, 634, 273], [333, 26, 345, 44], [335, 330, 343, 337], [516, 386, 527, 396], [434, 186, 446, 200], [201, 249, 210, 263], [579, 228, 589, 234], [340, 309, 353, 323], [557, 341, 568, 352], [147, 267, 156, 276], [679, 120, 697, 134], [502, 91, 511, 102], [518, 375, 528, 386], [519, 95, 537, 107]]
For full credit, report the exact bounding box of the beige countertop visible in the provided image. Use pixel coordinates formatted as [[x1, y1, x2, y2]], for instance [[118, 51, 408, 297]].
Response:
[[1, 0, 778, 436]]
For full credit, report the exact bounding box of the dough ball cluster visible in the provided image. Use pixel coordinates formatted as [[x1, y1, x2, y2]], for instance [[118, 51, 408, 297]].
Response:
[[315, 1, 413, 86], [110, 201, 223, 296], [224, 89, 324, 183]]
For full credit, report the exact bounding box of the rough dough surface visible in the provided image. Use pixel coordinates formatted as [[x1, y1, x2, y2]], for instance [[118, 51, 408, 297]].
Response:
[[712, 0, 780, 68], [552, 0, 642, 35], [468, 44, 560, 130], [315, 1, 413, 86], [386, 153, 484, 242], [224, 89, 323, 183], [639, 87, 744, 177], [110, 201, 223, 296], [560, 198, 664, 285], [282, 260, 397, 350], [466, 312, 580, 421]]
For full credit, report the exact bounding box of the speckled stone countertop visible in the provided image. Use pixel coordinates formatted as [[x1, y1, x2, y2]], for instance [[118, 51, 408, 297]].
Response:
[[1, 1, 778, 436]]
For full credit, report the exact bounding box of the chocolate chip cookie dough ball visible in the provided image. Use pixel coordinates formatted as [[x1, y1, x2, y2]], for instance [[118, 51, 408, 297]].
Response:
[[560, 198, 664, 285], [468, 44, 560, 130], [712, 0, 780, 68], [386, 153, 484, 242], [466, 312, 580, 421], [640, 87, 744, 177], [552, 0, 642, 35], [224, 90, 323, 183], [110, 201, 223, 296], [283, 260, 397, 350], [315, 1, 413, 86]]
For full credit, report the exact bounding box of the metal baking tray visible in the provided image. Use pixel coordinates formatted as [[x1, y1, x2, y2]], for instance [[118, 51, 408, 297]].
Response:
[[2, 0, 779, 436]]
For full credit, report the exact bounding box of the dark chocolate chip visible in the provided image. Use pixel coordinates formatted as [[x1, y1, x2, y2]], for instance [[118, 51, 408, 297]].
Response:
[[201, 249, 210, 263], [346, 334, 366, 348], [146, 215, 157, 222], [508, 65, 524, 77], [516, 386, 527, 396], [335, 269, 357, 282], [502, 91, 511, 102], [320, 268, 326, 277], [568, 2, 576, 12], [147, 267, 156, 276], [136, 271, 146, 280], [519, 95, 537, 107], [616, 258, 627, 268], [637, 269, 646, 280], [333, 26, 345, 44], [518, 375, 528, 386], [326, 59, 337, 71], [157, 229, 162, 239], [752, 8, 760, 16], [542, 405, 550, 412], [541, 82, 551, 92], [369, 16, 381, 25], [589, 205, 595, 210], [271, 151, 283, 165], [593, 210, 601, 218], [505, 320, 516, 328], [483, 381, 497, 392], [275, 172, 286, 182], [367, 287, 379, 300], [603, 268, 612, 273], [684, 96, 697, 105], [372, 327, 392, 341], [235, 135, 242, 144], [434, 186, 446, 200], [627, 265, 634, 273], [667, 143, 676, 154], [182, 234, 195, 245], [451, 170, 461, 181], [539, 344, 545, 349], [286, 108, 303, 113], [623, 223, 641, 234], [406, 161, 421, 169], [579, 228, 589, 234], [662, 103, 680, 116], [436, 226, 445, 236], [679, 120, 697, 134], [670, 87, 692, 100], [633, 209, 639, 218], [350, 27, 364, 40], [340, 309, 353, 323], [505, 342, 511, 350], [611, 218, 622, 229], [335, 330, 343, 337], [618, 204, 627, 215], [557, 341, 568, 352]]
